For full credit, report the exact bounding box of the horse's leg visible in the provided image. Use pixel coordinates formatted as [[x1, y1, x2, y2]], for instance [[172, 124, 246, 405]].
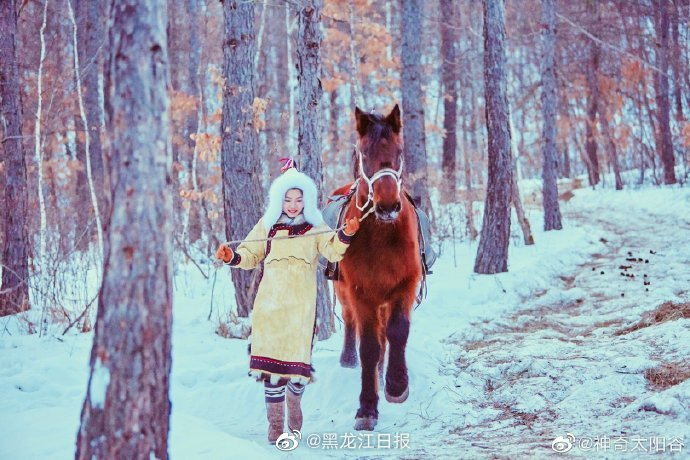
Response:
[[340, 318, 358, 368], [354, 320, 381, 430], [377, 334, 386, 390], [384, 304, 411, 403], [338, 285, 358, 368]]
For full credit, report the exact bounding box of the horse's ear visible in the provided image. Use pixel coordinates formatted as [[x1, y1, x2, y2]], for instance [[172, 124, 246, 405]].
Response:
[[386, 104, 402, 133], [355, 106, 372, 136]]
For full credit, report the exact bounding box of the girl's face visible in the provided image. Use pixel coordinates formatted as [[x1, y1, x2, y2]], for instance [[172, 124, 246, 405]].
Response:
[[283, 188, 304, 218]]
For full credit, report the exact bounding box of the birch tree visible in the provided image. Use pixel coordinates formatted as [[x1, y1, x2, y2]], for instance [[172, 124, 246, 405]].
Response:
[[74, 0, 107, 227], [68, 0, 104, 263]]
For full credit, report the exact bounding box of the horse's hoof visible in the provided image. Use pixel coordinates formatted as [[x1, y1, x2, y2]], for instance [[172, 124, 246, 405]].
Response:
[[339, 354, 358, 368], [385, 385, 409, 403], [354, 416, 377, 431]]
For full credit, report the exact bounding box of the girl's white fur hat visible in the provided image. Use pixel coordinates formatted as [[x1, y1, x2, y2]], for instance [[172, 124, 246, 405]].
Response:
[[262, 162, 325, 230]]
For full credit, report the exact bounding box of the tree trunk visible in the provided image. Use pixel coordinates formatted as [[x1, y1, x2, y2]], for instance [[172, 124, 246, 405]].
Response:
[[347, 0, 363, 110], [670, 0, 684, 122], [475, 0, 513, 274], [541, 0, 563, 230], [512, 170, 534, 245], [599, 107, 624, 190], [654, 0, 677, 184], [74, 0, 107, 245], [0, 0, 31, 316], [286, 4, 297, 154], [559, 88, 571, 178], [75, 1, 172, 458], [295, 0, 333, 340], [584, 49, 600, 186], [509, 115, 534, 245], [462, 85, 478, 241], [401, 0, 430, 209], [465, 78, 480, 241], [583, 1, 600, 187], [82, 0, 107, 215], [221, 0, 265, 317], [440, 0, 458, 202]]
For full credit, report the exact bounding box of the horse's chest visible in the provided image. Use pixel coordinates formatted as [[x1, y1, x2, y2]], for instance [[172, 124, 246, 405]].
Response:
[[345, 233, 418, 273]]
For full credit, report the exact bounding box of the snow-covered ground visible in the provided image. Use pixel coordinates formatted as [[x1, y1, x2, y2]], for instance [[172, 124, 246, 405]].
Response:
[[1, 183, 689, 459]]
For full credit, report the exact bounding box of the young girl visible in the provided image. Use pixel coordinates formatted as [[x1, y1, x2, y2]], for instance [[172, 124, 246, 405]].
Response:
[[215, 162, 359, 443]]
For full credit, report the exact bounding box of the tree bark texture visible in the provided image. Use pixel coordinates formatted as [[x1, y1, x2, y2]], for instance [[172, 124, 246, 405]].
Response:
[[75, 0, 107, 228], [585, 51, 600, 186], [654, 0, 677, 184], [295, 0, 334, 340], [401, 0, 430, 209], [76, 1, 173, 458], [475, 0, 513, 274], [221, 0, 265, 317], [0, 0, 31, 316], [541, 0, 563, 230], [440, 0, 458, 201]]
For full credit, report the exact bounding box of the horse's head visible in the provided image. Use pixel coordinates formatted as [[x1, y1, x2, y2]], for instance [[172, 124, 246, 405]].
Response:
[[353, 104, 404, 223]]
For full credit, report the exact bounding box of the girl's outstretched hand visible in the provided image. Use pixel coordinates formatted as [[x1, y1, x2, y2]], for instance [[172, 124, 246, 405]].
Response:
[[344, 217, 360, 236], [215, 244, 234, 263]]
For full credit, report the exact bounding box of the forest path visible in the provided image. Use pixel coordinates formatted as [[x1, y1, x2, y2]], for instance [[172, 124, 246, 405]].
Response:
[[410, 194, 690, 459]]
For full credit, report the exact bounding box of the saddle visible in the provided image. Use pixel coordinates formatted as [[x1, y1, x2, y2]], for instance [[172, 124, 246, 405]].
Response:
[[321, 190, 436, 303]]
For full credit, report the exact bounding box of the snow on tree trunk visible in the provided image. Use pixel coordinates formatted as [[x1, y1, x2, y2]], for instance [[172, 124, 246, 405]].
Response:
[[474, 0, 513, 274], [221, 0, 265, 317], [295, 0, 334, 340], [401, 0, 430, 209], [440, 0, 458, 202], [654, 0, 677, 185], [541, 0, 563, 230], [75, 1, 173, 458], [0, 0, 31, 316]]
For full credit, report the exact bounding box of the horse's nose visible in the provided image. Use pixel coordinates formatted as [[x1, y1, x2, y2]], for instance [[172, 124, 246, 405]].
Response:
[[375, 202, 401, 221]]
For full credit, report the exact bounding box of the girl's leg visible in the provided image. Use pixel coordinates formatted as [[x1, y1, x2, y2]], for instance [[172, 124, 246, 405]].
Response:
[[264, 379, 286, 443], [286, 381, 305, 432]]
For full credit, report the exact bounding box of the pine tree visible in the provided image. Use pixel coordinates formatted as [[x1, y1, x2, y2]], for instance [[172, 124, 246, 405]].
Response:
[[76, 1, 173, 457], [220, 0, 265, 317], [0, 0, 30, 317], [541, 0, 563, 230], [474, 0, 513, 274]]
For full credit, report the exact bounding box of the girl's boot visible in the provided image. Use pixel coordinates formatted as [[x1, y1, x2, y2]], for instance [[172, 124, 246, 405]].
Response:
[[286, 381, 305, 432], [266, 401, 285, 444]]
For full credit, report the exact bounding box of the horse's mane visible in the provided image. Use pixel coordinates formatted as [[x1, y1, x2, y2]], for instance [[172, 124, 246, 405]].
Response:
[[351, 111, 397, 179]]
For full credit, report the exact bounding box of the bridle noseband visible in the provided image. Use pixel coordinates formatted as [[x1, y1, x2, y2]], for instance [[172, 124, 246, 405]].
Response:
[[352, 144, 404, 212]]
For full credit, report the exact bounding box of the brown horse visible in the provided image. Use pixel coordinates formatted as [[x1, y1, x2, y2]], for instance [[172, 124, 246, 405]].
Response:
[[332, 104, 422, 431]]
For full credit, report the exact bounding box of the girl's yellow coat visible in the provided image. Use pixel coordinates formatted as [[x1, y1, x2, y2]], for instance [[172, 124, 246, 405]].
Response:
[[231, 218, 350, 384]]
